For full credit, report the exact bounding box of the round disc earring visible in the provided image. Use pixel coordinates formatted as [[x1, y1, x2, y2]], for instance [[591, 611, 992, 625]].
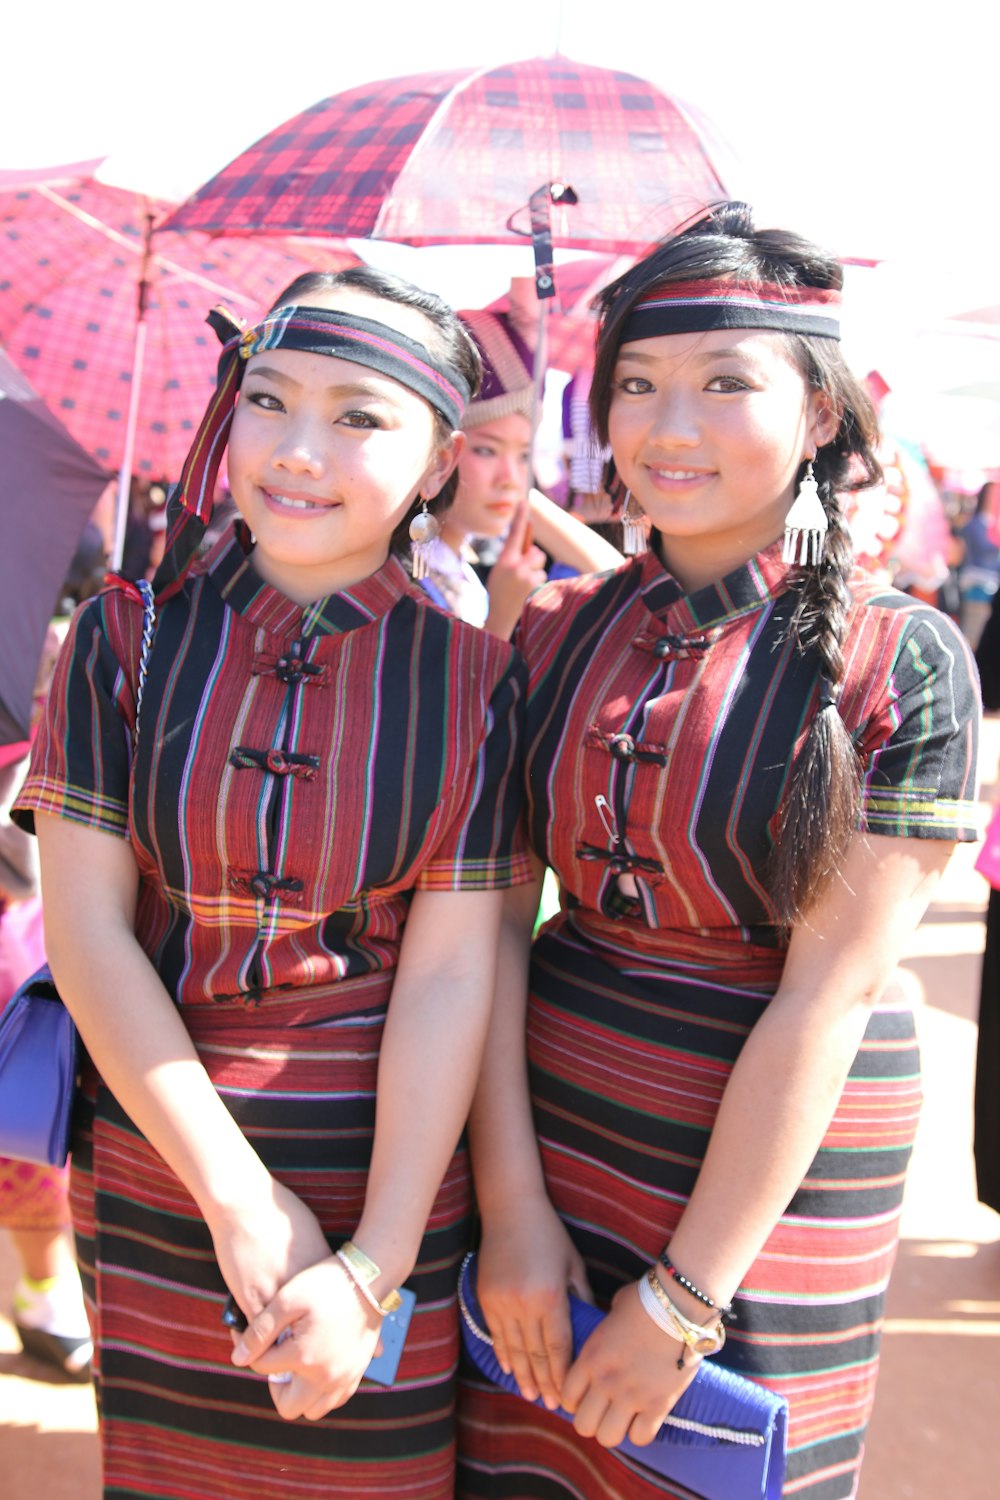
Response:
[[409, 498, 440, 579]]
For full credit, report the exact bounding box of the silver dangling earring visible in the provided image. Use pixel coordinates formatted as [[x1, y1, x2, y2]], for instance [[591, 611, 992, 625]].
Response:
[[621, 489, 647, 556], [782, 461, 828, 566], [408, 497, 440, 580]]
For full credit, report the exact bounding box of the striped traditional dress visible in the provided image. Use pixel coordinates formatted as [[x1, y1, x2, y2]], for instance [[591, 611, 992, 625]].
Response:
[[15, 528, 529, 1500], [457, 541, 980, 1500]]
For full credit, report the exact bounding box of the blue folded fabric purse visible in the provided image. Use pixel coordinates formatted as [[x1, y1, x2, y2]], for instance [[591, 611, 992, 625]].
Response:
[[0, 966, 79, 1166], [459, 1252, 788, 1500], [0, 579, 155, 1170]]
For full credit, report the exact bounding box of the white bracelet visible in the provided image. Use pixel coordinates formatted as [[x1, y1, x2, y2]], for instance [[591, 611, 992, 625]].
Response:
[[637, 1271, 685, 1339], [644, 1271, 726, 1356]]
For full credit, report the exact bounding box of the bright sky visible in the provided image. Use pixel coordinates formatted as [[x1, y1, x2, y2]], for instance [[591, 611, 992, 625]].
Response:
[[3, 0, 998, 428]]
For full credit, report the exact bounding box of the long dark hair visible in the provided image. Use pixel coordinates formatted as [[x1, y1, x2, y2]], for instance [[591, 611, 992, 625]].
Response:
[[269, 266, 482, 558], [590, 202, 883, 925]]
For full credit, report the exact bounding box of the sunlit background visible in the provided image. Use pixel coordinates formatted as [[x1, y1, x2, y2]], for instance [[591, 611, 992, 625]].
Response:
[[3, 0, 997, 488]]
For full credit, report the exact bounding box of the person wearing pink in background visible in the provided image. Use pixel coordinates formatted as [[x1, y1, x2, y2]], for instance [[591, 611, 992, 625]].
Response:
[[0, 629, 92, 1380], [420, 310, 621, 638]]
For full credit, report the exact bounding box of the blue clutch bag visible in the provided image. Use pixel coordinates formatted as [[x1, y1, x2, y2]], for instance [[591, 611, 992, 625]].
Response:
[[0, 580, 154, 1171], [0, 966, 79, 1167], [459, 1252, 787, 1500]]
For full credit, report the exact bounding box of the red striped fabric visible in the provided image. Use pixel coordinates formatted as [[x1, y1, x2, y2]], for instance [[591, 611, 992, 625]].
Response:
[[19, 534, 530, 998], [458, 541, 980, 1500], [17, 529, 530, 1498]]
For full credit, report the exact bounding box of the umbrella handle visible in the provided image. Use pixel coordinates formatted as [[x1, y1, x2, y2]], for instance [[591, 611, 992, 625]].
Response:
[[112, 211, 155, 573], [526, 185, 564, 466]]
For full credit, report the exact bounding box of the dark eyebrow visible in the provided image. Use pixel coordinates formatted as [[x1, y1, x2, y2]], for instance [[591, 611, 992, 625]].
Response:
[[245, 364, 404, 402], [616, 347, 749, 365]]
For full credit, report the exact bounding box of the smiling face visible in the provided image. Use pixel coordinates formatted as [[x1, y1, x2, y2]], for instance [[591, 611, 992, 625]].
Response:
[[608, 327, 836, 590], [226, 287, 462, 604], [444, 412, 533, 547]]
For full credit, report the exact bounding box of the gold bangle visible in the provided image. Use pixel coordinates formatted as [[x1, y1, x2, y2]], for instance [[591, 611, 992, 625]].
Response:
[[646, 1271, 725, 1356], [338, 1239, 403, 1315]]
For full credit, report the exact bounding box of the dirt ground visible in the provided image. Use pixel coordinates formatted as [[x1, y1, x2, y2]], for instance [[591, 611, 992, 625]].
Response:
[[2, 723, 998, 1500]]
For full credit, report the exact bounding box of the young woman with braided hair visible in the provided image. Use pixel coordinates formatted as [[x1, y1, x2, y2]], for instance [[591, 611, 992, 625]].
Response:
[[458, 204, 981, 1499]]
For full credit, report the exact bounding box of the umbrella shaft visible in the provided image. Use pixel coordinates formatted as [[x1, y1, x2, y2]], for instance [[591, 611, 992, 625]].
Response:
[[112, 318, 149, 572], [530, 302, 549, 472]]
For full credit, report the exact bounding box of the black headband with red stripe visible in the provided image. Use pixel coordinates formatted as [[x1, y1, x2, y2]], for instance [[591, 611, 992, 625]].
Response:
[[620, 278, 842, 343]]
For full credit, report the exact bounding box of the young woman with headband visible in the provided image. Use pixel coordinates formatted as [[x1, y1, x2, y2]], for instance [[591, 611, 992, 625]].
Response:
[[15, 265, 530, 1498], [417, 308, 622, 639], [459, 204, 981, 1499]]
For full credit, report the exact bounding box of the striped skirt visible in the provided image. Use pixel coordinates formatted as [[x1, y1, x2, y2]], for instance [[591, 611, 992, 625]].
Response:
[[457, 917, 921, 1500], [69, 972, 471, 1500]]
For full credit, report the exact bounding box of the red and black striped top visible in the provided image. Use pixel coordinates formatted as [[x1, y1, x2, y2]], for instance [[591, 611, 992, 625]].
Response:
[[17, 530, 531, 1005], [517, 541, 981, 958]]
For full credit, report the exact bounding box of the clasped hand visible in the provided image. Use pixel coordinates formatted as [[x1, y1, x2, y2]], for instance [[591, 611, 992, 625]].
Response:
[[560, 1283, 699, 1450], [208, 1178, 382, 1420], [478, 1208, 697, 1448], [230, 1257, 383, 1421]]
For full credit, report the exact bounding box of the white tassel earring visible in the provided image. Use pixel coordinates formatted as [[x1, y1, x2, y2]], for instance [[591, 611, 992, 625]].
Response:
[[621, 490, 647, 556], [408, 497, 440, 580], [782, 461, 828, 566]]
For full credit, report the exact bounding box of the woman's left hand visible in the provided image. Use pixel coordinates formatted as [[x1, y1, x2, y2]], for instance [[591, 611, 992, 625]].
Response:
[[560, 1280, 699, 1448], [230, 1257, 383, 1420]]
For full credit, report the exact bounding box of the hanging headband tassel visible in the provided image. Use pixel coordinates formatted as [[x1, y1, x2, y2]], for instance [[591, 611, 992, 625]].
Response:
[[782, 462, 828, 567]]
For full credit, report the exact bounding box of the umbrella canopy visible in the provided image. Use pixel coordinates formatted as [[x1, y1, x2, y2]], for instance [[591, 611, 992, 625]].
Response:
[[485, 254, 634, 372], [0, 350, 110, 746], [0, 178, 358, 484], [951, 304, 1000, 328], [165, 55, 729, 254]]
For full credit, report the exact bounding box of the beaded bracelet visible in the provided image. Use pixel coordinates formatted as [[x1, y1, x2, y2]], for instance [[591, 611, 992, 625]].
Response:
[[659, 1252, 735, 1324]]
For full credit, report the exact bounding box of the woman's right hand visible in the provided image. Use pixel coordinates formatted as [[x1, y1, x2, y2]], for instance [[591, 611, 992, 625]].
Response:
[[485, 498, 549, 639], [207, 1175, 333, 1330], [477, 1193, 593, 1410], [231, 1256, 383, 1420]]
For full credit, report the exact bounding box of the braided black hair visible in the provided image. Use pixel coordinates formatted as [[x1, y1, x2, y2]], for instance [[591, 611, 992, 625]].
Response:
[[589, 202, 883, 925]]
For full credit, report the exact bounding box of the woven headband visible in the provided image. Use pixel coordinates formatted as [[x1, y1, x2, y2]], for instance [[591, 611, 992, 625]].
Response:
[[238, 305, 470, 428], [620, 279, 842, 343], [152, 304, 471, 596]]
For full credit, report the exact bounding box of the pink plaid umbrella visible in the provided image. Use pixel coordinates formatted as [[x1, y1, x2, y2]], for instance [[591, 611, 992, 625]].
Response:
[[165, 56, 729, 442], [165, 55, 729, 254], [0, 178, 358, 562]]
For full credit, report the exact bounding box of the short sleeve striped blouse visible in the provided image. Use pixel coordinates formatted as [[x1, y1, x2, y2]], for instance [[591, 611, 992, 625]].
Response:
[[16, 530, 531, 1004], [516, 541, 981, 944]]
